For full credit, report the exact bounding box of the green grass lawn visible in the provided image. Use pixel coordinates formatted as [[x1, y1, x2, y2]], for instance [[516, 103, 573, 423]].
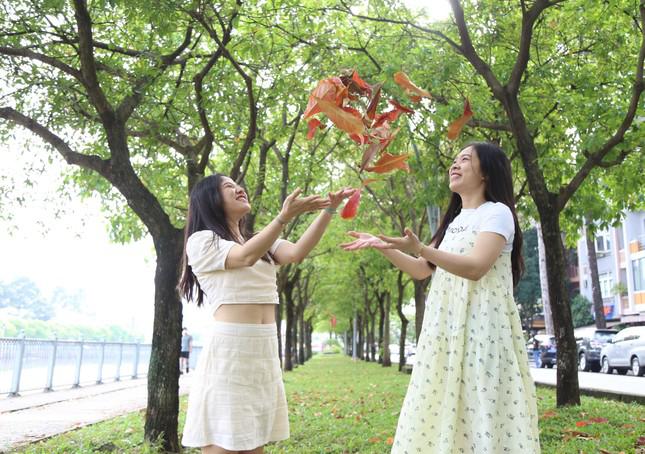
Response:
[[13, 354, 645, 453]]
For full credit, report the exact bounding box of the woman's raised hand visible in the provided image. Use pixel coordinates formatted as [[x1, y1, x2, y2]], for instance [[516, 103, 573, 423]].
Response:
[[377, 228, 423, 255], [340, 231, 388, 251], [328, 187, 356, 209], [280, 188, 330, 222]]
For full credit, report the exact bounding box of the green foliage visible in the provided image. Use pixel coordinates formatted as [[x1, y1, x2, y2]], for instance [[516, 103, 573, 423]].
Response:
[[0, 317, 142, 342], [570, 295, 595, 328]]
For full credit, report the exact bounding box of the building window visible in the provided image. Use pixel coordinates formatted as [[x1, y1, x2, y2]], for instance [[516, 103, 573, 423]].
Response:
[[599, 274, 614, 298], [634, 257, 645, 292], [595, 231, 611, 253]]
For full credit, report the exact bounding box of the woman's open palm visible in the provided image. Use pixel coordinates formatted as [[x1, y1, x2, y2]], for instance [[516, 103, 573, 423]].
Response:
[[340, 231, 388, 251]]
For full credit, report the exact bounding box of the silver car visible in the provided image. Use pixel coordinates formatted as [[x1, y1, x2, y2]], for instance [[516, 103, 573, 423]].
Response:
[[599, 326, 645, 376]]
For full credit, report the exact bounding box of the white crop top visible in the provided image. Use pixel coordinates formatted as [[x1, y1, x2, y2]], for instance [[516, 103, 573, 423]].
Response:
[[186, 230, 285, 315], [448, 201, 515, 252]]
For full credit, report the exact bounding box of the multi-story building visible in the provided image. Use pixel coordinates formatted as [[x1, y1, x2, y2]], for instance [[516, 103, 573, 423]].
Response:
[[577, 211, 645, 324]]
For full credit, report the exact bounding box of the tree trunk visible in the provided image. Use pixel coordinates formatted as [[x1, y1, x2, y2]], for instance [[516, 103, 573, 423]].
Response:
[[144, 230, 184, 452], [356, 313, 364, 359], [298, 305, 306, 364], [378, 293, 385, 364], [413, 278, 430, 342], [369, 310, 376, 361], [536, 222, 554, 334], [540, 210, 581, 406], [382, 293, 392, 367], [585, 218, 607, 329], [283, 278, 296, 371], [396, 271, 409, 372], [305, 317, 313, 360], [291, 308, 298, 367]]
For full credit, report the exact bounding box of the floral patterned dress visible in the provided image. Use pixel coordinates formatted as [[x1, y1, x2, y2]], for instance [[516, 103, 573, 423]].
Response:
[[392, 225, 540, 454]]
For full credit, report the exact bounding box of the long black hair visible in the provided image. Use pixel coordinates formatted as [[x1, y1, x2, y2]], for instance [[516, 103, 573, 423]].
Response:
[[178, 173, 270, 306], [429, 142, 525, 287]]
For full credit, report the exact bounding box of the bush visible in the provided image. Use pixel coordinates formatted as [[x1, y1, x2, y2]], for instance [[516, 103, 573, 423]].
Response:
[[570, 294, 594, 328]]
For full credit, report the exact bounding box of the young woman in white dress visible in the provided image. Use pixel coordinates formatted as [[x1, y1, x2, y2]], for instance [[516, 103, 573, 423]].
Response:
[[179, 173, 353, 454], [343, 142, 540, 453]]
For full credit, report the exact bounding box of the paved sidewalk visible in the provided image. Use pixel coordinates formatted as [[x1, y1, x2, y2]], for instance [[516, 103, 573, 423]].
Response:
[[530, 367, 645, 404], [0, 375, 192, 453]]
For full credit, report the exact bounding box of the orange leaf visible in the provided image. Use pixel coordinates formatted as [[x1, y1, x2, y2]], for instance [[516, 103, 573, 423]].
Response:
[[365, 152, 410, 174], [541, 410, 557, 419], [575, 421, 589, 427], [349, 133, 370, 145], [351, 70, 372, 95], [316, 99, 366, 136], [447, 99, 474, 140], [303, 77, 346, 119], [373, 109, 401, 128], [386, 437, 394, 445], [588, 417, 608, 424], [368, 437, 381, 443], [388, 99, 414, 114], [393, 71, 432, 101], [306, 118, 323, 140], [362, 178, 383, 186], [340, 189, 361, 220], [622, 423, 635, 429]]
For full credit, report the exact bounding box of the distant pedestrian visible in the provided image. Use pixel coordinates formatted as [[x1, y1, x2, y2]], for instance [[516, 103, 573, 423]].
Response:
[[180, 327, 193, 374], [532, 337, 541, 368]]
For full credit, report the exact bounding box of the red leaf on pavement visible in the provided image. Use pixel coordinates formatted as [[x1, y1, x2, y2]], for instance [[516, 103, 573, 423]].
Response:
[[316, 99, 366, 136], [306, 118, 323, 140], [393, 71, 432, 101], [340, 189, 361, 220], [447, 99, 474, 140], [365, 152, 410, 174]]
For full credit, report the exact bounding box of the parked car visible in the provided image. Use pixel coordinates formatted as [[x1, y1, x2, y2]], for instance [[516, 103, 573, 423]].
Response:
[[599, 326, 645, 376], [576, 329, 618, 372], [540, 338, 557, 368]]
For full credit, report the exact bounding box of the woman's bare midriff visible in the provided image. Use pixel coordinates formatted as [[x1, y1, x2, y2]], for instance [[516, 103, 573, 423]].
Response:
[[213, 304, 276, 324]]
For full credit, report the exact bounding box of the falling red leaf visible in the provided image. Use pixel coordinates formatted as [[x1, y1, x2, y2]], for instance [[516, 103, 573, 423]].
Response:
[[351, 70, 372, 95], [446, 99, 474, 140], [306, 118, 323, 140], [388, 99, 414, 114], [340, 189, 361, 219], [303, 77, 347, 119], [373, 109, 402, 128], [316, 99, 366, 136], [393, 71, 432, 102], [361, 178, 383, 186], [366, 84, 383, 120], [365, 152, 410, 174], [349, 133, 370, 145]]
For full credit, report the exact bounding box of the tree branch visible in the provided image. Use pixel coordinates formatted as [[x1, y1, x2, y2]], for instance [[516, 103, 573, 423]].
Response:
[[0, 46, 82, 81]]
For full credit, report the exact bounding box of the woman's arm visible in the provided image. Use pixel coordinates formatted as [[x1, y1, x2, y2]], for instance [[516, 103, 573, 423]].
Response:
[[274, 188, 355, 264], [341, 232, 434, 280], [378, 228, 506, 281], [225, 188, 329, 268]]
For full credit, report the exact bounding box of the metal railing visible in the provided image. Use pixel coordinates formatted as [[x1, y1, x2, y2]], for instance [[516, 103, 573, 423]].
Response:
[[0, 334, 155, 396]]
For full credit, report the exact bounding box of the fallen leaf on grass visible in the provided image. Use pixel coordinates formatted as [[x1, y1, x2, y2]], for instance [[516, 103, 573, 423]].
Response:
[[369, 437, 381, 443], [386, 437, 394, 445], [562, 429, 597, 442], [541, 410, 557, 419], [622, 423, 635, 429], [637, 436, 645, 446]]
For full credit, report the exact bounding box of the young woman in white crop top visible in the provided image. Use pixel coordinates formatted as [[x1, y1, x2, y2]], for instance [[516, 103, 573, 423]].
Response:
[[179, 173, 354, 454]]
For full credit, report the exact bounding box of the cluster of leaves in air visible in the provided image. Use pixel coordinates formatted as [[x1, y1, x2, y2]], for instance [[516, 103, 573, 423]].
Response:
[[303, 70, 473, 219]]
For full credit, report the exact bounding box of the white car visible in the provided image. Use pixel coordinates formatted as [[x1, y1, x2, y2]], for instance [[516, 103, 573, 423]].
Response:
[[599, 326, 645, 376]]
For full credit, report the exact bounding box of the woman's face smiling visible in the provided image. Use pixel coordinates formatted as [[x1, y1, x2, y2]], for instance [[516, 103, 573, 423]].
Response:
[[219, 176, 250, 219], [448, 146, 485, 195]]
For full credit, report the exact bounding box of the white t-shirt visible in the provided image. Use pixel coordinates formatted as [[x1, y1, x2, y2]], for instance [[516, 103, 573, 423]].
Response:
[[186, 230, 285, 315], [446, 201, 515, 252]]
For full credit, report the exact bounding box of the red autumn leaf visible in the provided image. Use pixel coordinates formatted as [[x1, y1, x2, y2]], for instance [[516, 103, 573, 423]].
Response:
[[365, 152, 410, 174], [362, 177, 383, 186], [340, 189, 361, 219], [351, 70, 372, 95], [349, 133, 370, 145], [575, 421, 589, 427], [373, 109, 402, 128], [359, 124, 398, 171], [360, 140, 384, 172], [386, 437, 394, 445], [636, 436, 645, 446], [447, 99, 474, 140], [388, 98, 414, 114], [316, 99, 366, 136], [303, 77, 346, 119], [588, 417, 608, 424], [393, 71, 432, 101], [366, 83, 383, 120], [306, 118, 323, 140], [541, 410, 557, 419]]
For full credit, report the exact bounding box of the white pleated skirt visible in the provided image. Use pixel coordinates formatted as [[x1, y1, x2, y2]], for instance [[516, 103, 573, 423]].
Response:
[[181, 321, 289, 450]]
